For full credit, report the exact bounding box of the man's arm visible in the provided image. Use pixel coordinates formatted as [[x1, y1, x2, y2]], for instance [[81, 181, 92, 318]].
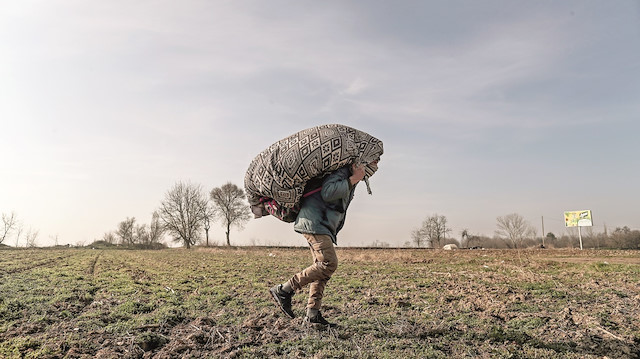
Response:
[[321, 164, 365, 202], [349, 163, 366, 186]]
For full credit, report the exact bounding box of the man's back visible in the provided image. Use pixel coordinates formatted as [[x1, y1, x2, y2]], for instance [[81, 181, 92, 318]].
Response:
[[294, 166, 355, 244]]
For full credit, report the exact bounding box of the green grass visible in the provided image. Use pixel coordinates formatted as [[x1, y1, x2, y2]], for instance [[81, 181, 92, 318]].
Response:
[[0, 247, 639, 358]]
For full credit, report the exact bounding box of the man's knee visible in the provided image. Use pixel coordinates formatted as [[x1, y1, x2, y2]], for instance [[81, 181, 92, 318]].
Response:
[[326, 256, 338, 273], [317, 256, 338, 278]]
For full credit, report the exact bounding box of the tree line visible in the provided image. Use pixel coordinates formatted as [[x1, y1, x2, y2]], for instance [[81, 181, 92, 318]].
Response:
[[411, 212, 640, 249], [1, 212, 39, 247], [5, 201, 639, 250], [1, 181, 251, 249], [103, 181, 251, 248]]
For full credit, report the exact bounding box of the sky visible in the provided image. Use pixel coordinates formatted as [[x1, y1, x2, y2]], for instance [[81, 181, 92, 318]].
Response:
[[1, 1, 639, 248]]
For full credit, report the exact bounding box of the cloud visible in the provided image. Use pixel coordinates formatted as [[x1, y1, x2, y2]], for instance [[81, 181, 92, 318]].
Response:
[[341, 77, 368, 96]]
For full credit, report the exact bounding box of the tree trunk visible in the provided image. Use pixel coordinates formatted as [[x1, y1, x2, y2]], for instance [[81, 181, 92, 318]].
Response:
[[205, 229, 209, 247], [226, 223, 231, 246]]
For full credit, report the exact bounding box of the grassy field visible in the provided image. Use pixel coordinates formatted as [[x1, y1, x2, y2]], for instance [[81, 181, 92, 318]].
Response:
[[1, 247, 639, 358]]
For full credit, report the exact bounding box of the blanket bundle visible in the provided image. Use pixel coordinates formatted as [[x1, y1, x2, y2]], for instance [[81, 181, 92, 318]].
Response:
[[244, 124, 383, 221]]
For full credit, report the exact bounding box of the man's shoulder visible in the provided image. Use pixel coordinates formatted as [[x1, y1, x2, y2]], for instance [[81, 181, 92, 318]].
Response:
[[321, 167, 349, 185], [328, 166, 350, 178]]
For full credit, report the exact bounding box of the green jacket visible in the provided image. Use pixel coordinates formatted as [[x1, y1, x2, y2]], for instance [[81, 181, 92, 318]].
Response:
[[293, 166, 356, 244]]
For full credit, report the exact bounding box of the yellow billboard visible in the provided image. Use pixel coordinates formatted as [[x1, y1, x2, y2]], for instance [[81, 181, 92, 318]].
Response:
[[564, 210, 593, 227]]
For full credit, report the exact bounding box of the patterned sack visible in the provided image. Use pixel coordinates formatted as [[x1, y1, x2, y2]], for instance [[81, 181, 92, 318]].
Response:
[[260, 197, 300, 223], [258, 187, 322, 222], [245, 124, 383, 221]]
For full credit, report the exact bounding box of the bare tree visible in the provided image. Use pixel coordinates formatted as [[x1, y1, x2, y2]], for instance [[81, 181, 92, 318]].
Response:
[[1, 212, 18, 244], [461, 229, 482, 248], [158, 181, 208, 249], [148, 211, 164, 245], [14, 223, 24, 247], [413, 214, 451, 248], [584, 226, 595, 244], [495, 213, 535, 249], [103, 231, 116, 244], [461, 229, 470, 247], [116, 217, 136, 245], [210, 182, 250, 246], [135, 224, 149, 245], [611, 226, 639, 249], [202, 204, 216, 247], [461, 230, 482, 248], [25, 228, 39, 247], [50, 234, 59, 247], [411, 228, 425, 248]]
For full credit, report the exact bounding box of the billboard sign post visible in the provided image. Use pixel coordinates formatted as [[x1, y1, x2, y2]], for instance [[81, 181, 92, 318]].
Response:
[[564, 210, 593, 250]]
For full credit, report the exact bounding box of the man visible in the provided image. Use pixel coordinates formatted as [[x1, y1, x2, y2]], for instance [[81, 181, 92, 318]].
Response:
[[270, 160, 376, 327]]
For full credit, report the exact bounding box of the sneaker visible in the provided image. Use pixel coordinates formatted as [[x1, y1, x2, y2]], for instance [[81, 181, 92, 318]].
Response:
[[269, 285, 295, 318], [304, 311, 337, 328]]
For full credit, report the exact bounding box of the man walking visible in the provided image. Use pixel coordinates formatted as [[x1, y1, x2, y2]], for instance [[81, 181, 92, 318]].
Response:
[[270, 160, 376, 327]]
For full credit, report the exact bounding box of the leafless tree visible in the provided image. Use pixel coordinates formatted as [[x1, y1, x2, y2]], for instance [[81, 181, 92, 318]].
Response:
[[495, 213, 535, 249], [158, 181, 208, 249], [611, 226, 639, 248], [103, 232, 116, 244], [148, 211, 164, 245], [461, 229, 470, 247], [462, 230, 482, 248], [50, 234, 59, 247], [14, 223, 24, 247], [584, 226, 595, 243], [1, 212, 18, 245], [135, 224, 149, 245], [25, 228, 39, 247], [411, 228, 425, 248], [202, 204, 216, 247], [210, 182, 250, 246], [413, 214, 451, 248], [116, 217, 136, 245]]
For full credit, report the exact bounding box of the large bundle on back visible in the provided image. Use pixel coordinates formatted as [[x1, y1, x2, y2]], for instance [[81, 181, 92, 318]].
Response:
[[244, 124, 383, 222]]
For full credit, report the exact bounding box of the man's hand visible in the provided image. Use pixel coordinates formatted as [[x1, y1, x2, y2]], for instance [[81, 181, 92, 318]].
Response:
[[349, 163, 366, 186]]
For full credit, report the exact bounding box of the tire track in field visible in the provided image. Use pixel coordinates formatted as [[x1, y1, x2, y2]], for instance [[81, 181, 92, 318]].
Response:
[[86, 252, 103, 275], [2, 254, 72, 276]]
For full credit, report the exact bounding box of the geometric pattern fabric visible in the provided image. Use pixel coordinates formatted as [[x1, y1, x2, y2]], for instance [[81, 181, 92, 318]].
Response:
[[244, 124, 384, 210]]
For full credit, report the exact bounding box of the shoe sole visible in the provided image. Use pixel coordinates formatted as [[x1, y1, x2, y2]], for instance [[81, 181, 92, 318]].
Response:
[[269, 288, 295, 319]]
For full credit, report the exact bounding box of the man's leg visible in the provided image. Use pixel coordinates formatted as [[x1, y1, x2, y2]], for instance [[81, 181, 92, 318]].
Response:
[[272, 234, 337, 320], [307, 280, 327, 311], [299, 234, 339, 326], [288, 234, 338, 299]]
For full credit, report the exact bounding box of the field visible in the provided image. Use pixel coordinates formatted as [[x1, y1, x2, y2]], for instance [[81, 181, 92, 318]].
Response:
[[1, 247, 639, 358]]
